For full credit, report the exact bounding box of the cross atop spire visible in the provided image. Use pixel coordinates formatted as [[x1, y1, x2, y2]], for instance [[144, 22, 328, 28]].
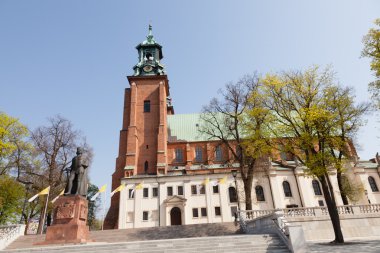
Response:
[[145, 24, 155, 44]]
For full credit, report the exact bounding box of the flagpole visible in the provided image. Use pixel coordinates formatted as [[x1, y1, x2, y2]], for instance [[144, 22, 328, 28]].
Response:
[[101, 190, 105, 230], [40, 190, 50, 235]]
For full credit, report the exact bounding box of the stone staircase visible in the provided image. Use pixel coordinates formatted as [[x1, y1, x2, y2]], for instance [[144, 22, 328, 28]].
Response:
[[2, 223, 290, 253]]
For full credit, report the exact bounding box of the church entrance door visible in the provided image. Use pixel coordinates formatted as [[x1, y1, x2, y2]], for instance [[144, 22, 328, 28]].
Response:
[[170, 207, 182, 226]]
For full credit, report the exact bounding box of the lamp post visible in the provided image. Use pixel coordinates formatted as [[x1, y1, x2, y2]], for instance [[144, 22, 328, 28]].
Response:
[[365, 190, 371, 204], [20, 182, 33, 224], [231, 170, 241, 211]]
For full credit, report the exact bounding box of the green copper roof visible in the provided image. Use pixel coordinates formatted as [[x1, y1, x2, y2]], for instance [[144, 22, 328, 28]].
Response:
[[167, 112, 245, 142], [167, 113, 207, 142]]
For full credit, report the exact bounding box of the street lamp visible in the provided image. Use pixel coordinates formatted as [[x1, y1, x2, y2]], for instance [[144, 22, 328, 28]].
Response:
[[20, 182, 33, 224], [365, 190, 371, 204], [231, 170, 241, 212]]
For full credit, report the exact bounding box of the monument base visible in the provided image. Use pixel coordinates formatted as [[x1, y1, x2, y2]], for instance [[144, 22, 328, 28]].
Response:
[[38, 195, 92, 245]]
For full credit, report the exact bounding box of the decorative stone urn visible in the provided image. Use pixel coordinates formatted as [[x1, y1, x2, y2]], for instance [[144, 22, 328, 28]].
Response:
[[39, 195, 92, 244]]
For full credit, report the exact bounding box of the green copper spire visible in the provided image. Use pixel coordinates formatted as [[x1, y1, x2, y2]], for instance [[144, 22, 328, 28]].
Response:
[[133, 24, 165, 76], [144, 24, 156, 45]]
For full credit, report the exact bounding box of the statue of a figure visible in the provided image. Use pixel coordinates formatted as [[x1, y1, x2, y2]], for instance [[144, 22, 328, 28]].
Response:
[[65, 147, 89, 196]]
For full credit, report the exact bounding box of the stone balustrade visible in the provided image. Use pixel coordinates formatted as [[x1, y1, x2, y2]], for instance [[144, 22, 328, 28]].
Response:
[[240, 204, 380, 221], [0, 224, 25, 250]]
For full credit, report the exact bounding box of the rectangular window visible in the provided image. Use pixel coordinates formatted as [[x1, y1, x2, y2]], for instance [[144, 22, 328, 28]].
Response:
[[191, 185, 197, 195], [213, 185, 219, 194], [177, 186, 184, 195], [175, 148, 183, 163], [318, 200, 324, 207], [167, 186, 173, 196], [192, 208, 199, 218], [201, 208, 207, 217], [144, 100, 150, 112], [143, 188, 149, 198], [143, 211, 148, 221], [129, 189, 134, 199], [152, 187, 158, 197], [199, 185, 205, 194], [215, 207, 221, 216]]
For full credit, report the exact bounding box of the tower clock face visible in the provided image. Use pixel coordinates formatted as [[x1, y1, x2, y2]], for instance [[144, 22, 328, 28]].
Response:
[[143, 65, 153, 73]]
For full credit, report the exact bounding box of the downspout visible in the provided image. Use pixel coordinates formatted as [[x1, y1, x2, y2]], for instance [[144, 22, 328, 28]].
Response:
[[293, 167, 304, 207], [156, 177, 161, 227], [267, 174, 276, 209], [267, 158, 276, 209]]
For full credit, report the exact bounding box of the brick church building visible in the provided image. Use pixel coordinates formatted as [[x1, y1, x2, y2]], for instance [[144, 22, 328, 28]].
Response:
[[103, 26, 380, 230]]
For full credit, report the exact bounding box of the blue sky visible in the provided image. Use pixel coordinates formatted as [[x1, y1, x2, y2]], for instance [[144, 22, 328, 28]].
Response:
[[1, 0, 379, 199]]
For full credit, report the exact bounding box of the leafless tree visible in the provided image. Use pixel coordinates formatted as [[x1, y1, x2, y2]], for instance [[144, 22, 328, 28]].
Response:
[[30, 115, 92, 234], [199, 74, 271, 210]]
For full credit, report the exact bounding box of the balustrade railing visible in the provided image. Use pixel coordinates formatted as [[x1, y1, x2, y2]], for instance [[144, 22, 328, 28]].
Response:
[[359, 203, 380, 214], [283, 207, 317, 218], [0, 224, 25, 250], [240, 204, 380, 221]]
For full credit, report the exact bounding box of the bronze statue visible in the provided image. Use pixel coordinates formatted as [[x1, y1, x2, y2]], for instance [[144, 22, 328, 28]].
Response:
[[65, 147, 89, 196]]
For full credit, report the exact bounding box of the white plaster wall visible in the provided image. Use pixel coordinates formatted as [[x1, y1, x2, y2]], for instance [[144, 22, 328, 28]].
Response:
[[117, 167, 380, 229], [118, 174, 239, 229], [271, 172, 303, 208]]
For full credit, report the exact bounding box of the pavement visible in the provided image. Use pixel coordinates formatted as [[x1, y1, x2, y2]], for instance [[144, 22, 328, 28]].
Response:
[[308, 239, 380, 253]]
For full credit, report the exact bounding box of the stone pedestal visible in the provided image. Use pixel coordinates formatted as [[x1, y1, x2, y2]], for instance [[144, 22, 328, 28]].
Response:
[[40, 195, 92, 244]]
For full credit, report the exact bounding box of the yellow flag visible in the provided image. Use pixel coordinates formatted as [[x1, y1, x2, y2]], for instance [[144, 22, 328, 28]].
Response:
[[135, 183, 143, 190], [51, 189, 64, 203], [98, 184, 107, 193], [110, 184, 125, 197], [28, 186, 50, 202], [203, 178, 210, 185], [39, 186, 50, 195], [219, 176, 227, 184]]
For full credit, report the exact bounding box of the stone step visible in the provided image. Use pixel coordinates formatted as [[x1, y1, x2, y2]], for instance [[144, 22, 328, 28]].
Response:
[[6, 222, 241, 250], [2, 234, 290, 253]]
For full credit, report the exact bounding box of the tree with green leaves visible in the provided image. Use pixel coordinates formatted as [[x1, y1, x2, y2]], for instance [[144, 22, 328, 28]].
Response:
[[258, 66, 366, 243], [0, 175, 25, 224], [322, 85, 370, 204], [362, 18, 380, 109], [199, 75, 271, 210], [87, 183, 100, 230], [0, 112, 29, 175]]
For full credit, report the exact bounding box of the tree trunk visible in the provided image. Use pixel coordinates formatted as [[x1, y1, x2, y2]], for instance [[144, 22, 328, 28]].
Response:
[[244, 183, 253, 210], [24, 221, 29, 235], [241, 165, 254, 211], [47, 212, 52, 226], [320, 174, 344, 243], [337, 172, 349, 205]]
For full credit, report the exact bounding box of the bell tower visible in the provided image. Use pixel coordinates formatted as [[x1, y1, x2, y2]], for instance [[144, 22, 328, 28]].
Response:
[[104, 26, 172, 229], [133, 24, 165, 76]]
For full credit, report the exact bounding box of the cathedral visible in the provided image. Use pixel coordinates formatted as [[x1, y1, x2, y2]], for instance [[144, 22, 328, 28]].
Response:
[[103, 26, 380, 230]]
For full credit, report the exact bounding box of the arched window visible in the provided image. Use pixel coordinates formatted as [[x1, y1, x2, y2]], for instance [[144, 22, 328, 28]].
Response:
[[195, 146, 203, 163], [283, 181, 292, 197], [175, 148, 183, 163], [368, 176, 379, 192], [144, 161, 149, 173], [228, 187, 237, 203], [255, 185, 265, 201], [312, 180, 322, 196], [215, 146, 223, 162]]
